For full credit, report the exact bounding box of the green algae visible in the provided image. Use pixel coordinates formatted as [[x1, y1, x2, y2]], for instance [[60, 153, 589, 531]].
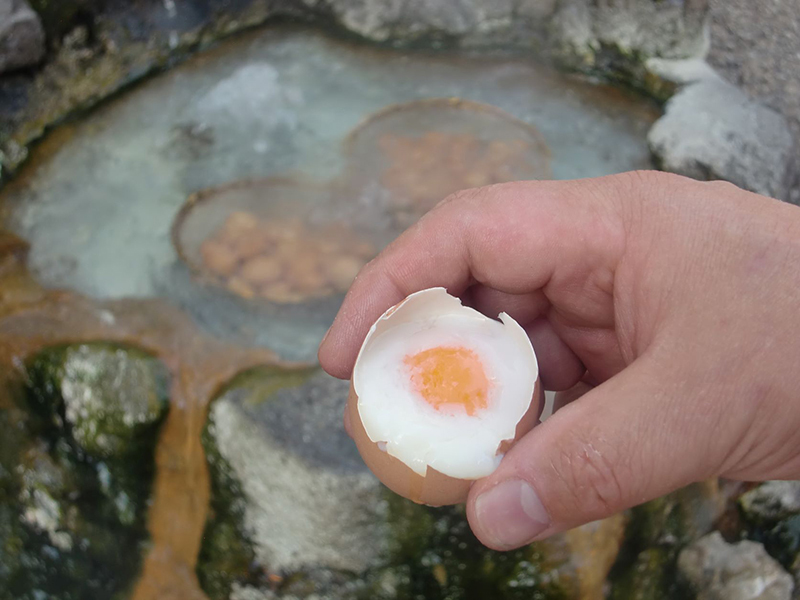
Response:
[[373, 492, 573, 600], [0, 342, 169, 599], [607, 484, 720, 600], [198, 408, 262, 600]]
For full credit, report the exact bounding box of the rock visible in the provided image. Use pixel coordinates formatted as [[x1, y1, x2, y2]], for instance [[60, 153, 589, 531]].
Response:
[[679, 532, 794, 600], [648, 75, 797, 201], [0, 0, 45, 73], [608, 480, 725, 600], [741, 482, 800, 524], [0, 0, 713, 182], [610, 547, 685, 600], [322, 0, 515, 43], [325, 0, 708, 63], [198, 366, 626, 599], [26, 343, 170, 459], [517, 0, 558, 20], [26, 0, 101, 39], [629, 480, 726, 549], [760, 517, 800, 586], [553, 0, 710, 74], [646, 57, 725, 87], [0, 343, 169, 599]]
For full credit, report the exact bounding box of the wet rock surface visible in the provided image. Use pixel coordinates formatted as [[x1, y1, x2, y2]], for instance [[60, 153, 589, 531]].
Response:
[[0, 0, 45, 74], [198, 366, 630, 600], [679, 532, 795, 600], [0, 342, 169, 600]]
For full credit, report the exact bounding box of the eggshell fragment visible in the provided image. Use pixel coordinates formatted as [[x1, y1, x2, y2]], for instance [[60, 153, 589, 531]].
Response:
[[347, 379, 542, 506], [349, 287, 542, 506]]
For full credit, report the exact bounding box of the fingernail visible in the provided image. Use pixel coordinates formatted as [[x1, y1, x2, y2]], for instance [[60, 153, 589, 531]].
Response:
[[475, 479, 550, 548]]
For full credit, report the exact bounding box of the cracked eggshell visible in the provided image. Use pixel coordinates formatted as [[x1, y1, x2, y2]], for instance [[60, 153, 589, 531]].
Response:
[[348, 287, 542, 506]]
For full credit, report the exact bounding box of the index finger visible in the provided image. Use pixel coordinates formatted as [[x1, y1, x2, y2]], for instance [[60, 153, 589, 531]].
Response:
[[318, 175, 631, 379]]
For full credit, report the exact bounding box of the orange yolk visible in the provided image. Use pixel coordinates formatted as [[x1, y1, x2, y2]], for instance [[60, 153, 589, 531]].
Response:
[[404, 346, 490, 416]]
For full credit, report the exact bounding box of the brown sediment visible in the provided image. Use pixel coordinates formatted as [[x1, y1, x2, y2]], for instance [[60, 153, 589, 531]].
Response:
[[563, 513, 628, 600], [0, 240, 293, 600]]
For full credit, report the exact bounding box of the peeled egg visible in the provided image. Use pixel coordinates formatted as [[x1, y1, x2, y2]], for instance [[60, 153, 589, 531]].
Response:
[[348, 287, 541, 506]]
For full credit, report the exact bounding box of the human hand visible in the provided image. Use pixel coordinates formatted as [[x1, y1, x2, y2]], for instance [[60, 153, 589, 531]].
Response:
[[318, 171, 800, 550]]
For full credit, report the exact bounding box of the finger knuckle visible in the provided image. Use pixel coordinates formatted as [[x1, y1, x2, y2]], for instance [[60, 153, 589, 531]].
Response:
[[556, 430, 629, 517]]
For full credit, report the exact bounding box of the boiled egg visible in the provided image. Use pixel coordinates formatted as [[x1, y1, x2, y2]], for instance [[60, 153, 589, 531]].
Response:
[[347, 287, 541, 505]]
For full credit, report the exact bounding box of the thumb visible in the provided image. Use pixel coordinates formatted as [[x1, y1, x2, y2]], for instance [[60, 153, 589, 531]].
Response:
[[466, 356, 716, 550]]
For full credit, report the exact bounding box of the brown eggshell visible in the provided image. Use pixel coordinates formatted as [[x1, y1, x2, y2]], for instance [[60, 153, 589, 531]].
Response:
[[347, 378, 543, 506]]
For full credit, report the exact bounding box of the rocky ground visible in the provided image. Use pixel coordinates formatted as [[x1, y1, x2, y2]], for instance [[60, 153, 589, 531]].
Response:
[[708, 0, 800, 203], [0, 343, 169, 600], [0, 1, 799, 599]]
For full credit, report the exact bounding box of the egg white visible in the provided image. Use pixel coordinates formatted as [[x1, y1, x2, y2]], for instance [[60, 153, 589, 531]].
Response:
[[353, 288, 539, 480]]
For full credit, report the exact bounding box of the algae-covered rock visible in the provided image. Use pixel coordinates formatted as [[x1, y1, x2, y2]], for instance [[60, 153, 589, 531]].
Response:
[[740, 482, 800, 525], [26, 343, 169, 459], [198, 366, 624, 600], [739, 483, 800, 596], [0, 342, 169, 600], [607, 480, 724, 600]]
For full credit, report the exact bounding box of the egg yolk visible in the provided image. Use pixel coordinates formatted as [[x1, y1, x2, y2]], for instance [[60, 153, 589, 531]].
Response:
[[404, 346, 490, 416]]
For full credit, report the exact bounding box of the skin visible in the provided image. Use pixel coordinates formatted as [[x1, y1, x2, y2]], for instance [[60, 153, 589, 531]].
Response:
[[318, 171, 800, 550]]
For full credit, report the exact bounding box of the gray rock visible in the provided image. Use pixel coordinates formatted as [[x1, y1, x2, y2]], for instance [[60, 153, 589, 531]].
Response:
[[517, 0, 558, 20], [741, 482, 800, 524], [646, 57, 725, 87], [0, 0, 45, 73], [321, 0, 516, 43], [648, 74, 797, 200], [553, 0, 710, 68], [206, 383, 385, 574], [198, 367, 623, 600], [679, 532, 795, 600]]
